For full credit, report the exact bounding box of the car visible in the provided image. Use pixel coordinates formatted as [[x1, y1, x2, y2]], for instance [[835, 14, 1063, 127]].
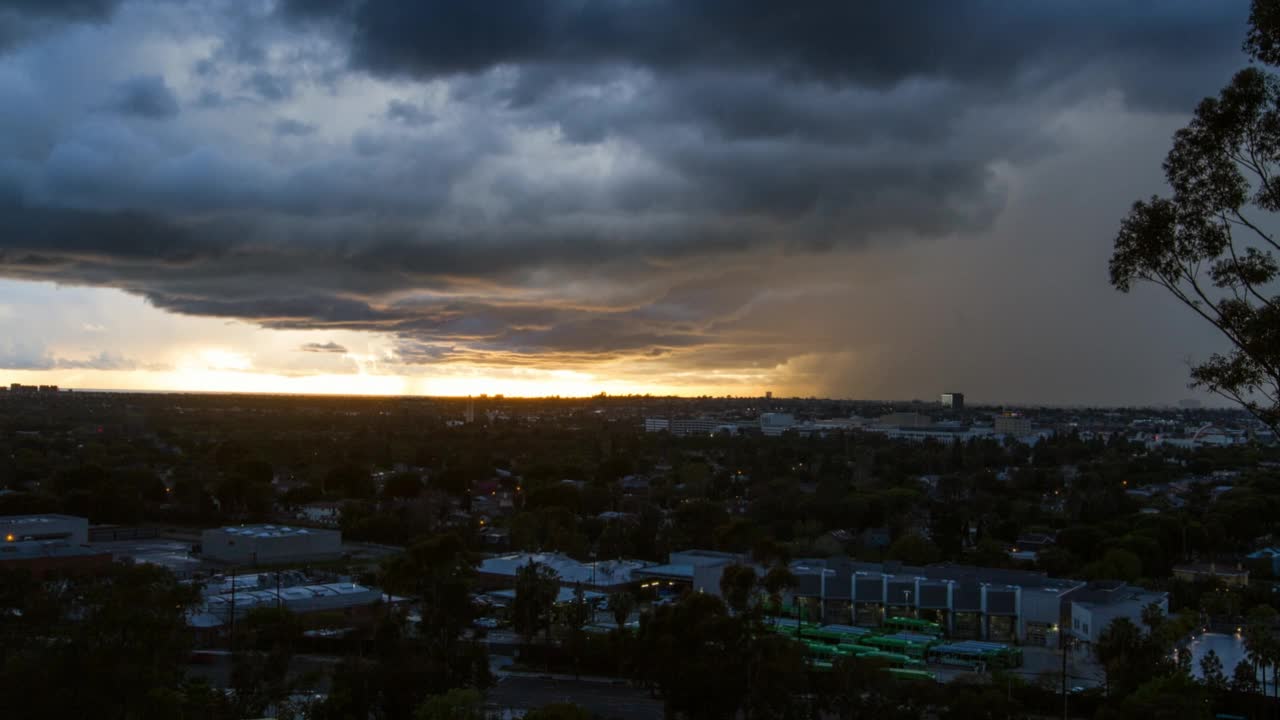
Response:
[[1070, 686, 1085, 694], [476, 617, 500, 629]]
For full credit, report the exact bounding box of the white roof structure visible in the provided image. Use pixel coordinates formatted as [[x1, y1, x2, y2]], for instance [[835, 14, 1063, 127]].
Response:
[[478, 552, 651, 587], [198, 582, 381, 623]]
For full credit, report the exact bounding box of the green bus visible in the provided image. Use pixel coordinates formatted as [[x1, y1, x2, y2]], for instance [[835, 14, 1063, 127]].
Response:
[[927, 641, 1023, 670], [861, 634, 931, 658], [883, 616, 944, 636]]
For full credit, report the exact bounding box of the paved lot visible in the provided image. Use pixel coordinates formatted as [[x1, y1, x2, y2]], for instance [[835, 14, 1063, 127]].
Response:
[[487, 676, 662, 720]]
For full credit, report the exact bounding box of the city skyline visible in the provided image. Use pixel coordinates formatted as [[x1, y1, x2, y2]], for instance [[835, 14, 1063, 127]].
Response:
[[0, 1, 1258, 403]]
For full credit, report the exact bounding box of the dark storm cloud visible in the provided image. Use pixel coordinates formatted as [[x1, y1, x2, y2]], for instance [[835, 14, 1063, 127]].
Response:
[[0, 0, 123, 51], [385, 99, 433, 126], [299, 341, 348, 353], [0, 0, 1259, 386], [274, 118, 316, 136], [281, 0, 1245, 107], [104, 74, 180, 118], [245, 70, 293, 101]]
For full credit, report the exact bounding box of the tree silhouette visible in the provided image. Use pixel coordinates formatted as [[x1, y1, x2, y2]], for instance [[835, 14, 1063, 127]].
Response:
[[1111, 0, 1280, 431], [513, 560, 560, 653], [1201, 649, 1228, 693]]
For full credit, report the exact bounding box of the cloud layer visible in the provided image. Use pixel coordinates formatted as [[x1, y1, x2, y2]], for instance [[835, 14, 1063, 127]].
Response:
[[0, 0, 1258, 399]]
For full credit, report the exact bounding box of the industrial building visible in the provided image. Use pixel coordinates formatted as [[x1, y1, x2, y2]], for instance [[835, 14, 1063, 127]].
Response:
[[633, 550, 748, 594], [200, 524, 342, 565], [786, 559, 1083, 645], [771, 557, 1165, 647], [476, 552, 651, 592], [940, 393, 965, 411], [0, 514, 89, 545]]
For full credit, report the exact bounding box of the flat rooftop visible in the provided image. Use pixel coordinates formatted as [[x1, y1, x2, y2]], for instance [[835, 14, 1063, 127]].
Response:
[[1068, 583, 1167, 608], [0, 514, 85, 526], [0, 541, 108, 560], [790, 558, 1084, 593], [214, 524, 334, 538]]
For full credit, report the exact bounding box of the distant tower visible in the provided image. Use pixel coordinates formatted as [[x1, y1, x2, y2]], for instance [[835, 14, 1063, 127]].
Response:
[[765, 391, 773, 400], [940, 393, 965, 411], [465, 396, 475, 423]]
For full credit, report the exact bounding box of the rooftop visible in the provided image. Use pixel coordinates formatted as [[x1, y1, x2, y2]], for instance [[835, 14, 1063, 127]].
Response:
[[633, 563, 696, 580], [790, 557, 1083, 593], [0, 514, 86, 526], [214, 524, 333, 538], [478, 552, 651, 586], [1067, 582, 1167, 608]]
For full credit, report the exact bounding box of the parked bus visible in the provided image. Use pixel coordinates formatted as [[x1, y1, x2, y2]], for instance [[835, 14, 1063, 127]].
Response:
[[927, 641, 1023, 670], [861, 634, 931, 659], [883, 616, 944, 636], [886, 667, 939, 682]]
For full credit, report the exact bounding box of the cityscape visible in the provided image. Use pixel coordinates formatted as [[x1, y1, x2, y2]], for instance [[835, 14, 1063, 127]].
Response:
[[2, 1, 1280, 719], [0, 388, 1276, 718]]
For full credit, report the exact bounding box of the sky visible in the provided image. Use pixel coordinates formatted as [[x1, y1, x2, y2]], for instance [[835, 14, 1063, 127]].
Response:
[[0, 0, 1259, 403]]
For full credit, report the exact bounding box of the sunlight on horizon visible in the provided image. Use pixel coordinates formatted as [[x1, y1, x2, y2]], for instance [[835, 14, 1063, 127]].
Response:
[[0, 366, 773, 398]]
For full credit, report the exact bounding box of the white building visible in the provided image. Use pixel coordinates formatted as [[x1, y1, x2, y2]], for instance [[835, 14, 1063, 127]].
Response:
[[643, 417, 736, 437], [1066, 582, 1168, 644], [201, 525, 342, 565], [643, 417, 670, 432], [633, 550, 749, 594]]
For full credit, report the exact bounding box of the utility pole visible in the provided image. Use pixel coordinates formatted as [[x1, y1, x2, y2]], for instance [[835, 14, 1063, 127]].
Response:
[[1061, 633, 1069, 720], [229, 568, 237, 652]]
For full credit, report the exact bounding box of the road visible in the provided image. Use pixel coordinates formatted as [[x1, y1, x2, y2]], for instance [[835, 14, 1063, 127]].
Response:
[[487, 676, 663, 720]]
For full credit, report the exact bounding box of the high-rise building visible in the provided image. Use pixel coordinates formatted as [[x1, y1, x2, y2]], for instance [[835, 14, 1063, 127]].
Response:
[[940, 392, 965, 411]]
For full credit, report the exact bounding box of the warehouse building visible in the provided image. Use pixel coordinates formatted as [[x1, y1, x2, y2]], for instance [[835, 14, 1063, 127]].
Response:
[[783, 558, 1086, 645], [0, 514, 89, 546], [198, 581, 383, 624], [200, 524, 342, 565], [0, 540, 112, 577]]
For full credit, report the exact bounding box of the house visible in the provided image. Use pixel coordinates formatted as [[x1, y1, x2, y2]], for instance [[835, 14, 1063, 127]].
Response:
[[1173, 563, 1249, 587], [1247, 547, 1280, 577]]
